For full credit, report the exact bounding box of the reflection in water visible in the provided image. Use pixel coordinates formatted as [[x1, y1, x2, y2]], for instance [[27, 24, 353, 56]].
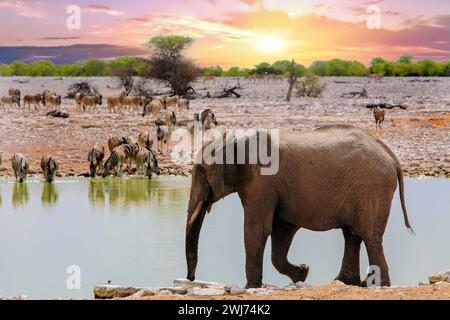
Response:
[[88, 179, 105, 208], [106, 178, 155, 208], [88, 177, 189, 209], [12, 182, 29, 208], [41, 183, 59, 207]]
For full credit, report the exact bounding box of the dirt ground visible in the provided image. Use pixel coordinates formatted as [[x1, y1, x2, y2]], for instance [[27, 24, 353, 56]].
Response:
[[128, 282, 450, 300], [0, 76, 449, 178]]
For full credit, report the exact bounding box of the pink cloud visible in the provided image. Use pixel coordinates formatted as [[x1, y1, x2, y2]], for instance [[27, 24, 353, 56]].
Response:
[[85, 4, 124, 16], [0, 0, 45, 18]]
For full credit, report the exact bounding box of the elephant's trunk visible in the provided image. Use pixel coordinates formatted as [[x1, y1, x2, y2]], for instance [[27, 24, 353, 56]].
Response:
[[185, 201, 207, 281]]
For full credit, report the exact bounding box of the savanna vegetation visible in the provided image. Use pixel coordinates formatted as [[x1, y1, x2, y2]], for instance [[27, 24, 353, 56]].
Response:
[[0, 43, 449, 78]]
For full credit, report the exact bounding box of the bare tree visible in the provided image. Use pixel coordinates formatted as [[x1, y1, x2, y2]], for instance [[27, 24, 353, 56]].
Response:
[[114, 66, 136, 96], [286, 59, 299, 102]]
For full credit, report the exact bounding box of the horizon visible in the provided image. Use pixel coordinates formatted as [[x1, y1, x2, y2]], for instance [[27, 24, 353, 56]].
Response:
[[0, 0, 448, 67]]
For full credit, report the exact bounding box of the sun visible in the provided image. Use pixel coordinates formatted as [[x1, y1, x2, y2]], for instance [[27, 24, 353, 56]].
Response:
[[259, 35, 285, 52]]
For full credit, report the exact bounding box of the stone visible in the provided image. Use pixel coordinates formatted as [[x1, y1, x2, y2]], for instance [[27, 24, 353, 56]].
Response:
[[246, 288, 273, 295], [331, 280, 346, 286], [129, 288, 157, 298], [157, 287, 188, 295], [94, 285, 142, 299], [429, 270, 450, 284], [187, 287, 226, 296], [293, 281, 310, 289], [157, 290, 174, 296], [225, 285, 245, 295], [173, 278, 224, 289]]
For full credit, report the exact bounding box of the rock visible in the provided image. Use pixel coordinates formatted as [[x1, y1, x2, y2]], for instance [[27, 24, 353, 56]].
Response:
[[157, 287, 188, 295], [157, 290, 174, 296], [187, 287, 226, 296], [0, 295, 28, 300], [331, 280, 346, 286], [129, 288, 157, 298], [94, 285, 142, 299], [173, 278, 224, 289], [293, 281, 310, 289], [225, 285, 245, 295], [246, 288, 273, 295], [429, 270, 450, 284]]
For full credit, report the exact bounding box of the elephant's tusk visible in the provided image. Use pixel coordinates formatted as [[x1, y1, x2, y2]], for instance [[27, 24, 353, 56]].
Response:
[[188, 201, 204, 225]]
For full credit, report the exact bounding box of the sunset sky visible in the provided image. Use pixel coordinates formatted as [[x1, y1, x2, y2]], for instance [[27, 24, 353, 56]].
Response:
[[0, 0, 448, 67]]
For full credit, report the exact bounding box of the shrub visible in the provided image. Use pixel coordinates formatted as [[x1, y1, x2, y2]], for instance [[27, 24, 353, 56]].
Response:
[[295, 75, 326, 98]]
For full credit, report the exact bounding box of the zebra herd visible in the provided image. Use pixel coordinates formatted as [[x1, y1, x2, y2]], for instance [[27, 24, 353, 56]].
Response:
[[87, 108, 218, 179], [7, 153, 58, 183]]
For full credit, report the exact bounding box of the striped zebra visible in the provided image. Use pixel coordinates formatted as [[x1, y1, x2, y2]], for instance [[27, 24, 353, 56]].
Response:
[[40, 156, 58, 183], [108, 136, 127, 153], [135, 146, 160, 179], [113, 143, 139, 173], [87, 145, 105, 178], [102, 148, 127, 177], [200, 108, 218, 130], [11, 153, 29, 183]]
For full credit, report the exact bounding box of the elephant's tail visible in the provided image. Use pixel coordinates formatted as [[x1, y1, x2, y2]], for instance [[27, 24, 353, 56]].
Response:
[[397, 167, 415, 234]]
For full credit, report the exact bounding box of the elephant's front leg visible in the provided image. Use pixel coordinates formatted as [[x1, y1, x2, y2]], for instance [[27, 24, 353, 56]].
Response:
[[271, 218, 309, 283], [244, 221, 269, 288], [243, 209, 272, 289]]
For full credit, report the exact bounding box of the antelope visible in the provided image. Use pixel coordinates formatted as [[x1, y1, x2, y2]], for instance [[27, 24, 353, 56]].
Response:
[[81, 95, 102, 113], [373, 107, 385, 129]]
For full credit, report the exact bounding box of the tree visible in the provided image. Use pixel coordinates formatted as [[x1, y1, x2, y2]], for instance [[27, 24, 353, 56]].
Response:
[[146, 35, 193, 59], [286, 59, 303, 102], [254, 62, 276, 75], [398, 54, 413, 64], [146, 35, 198, 96]]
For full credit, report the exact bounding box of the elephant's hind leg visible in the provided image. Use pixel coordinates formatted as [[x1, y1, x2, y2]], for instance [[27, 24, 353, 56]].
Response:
[[335, 227, 362, 286], [271, 218, 309, 283]]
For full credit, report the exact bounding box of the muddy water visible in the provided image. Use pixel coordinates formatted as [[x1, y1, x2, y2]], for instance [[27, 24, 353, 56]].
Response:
[[0, 177, 449, 299]]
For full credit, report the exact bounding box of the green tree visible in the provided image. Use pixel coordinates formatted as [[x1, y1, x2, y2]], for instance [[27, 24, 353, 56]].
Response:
[[146, 35, 193, 59], [398, 54, 413, 64], [146, 35, 198, 96]]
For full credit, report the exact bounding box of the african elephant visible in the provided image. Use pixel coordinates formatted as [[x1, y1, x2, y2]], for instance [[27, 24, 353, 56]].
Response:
[[185, 125, 413, 288]]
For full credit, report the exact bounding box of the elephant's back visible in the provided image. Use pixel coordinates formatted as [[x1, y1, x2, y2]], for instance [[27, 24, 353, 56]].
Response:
[[279, 125, 399, 179]]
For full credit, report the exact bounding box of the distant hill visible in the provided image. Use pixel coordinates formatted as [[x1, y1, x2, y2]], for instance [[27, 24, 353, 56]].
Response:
[[0, 44, 147, 64]]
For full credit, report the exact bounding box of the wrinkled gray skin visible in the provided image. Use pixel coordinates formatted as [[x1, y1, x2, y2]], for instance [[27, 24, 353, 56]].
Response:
[[186, 125, 413, 288]]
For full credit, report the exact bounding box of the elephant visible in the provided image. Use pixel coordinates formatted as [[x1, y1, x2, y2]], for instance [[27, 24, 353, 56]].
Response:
[[185, 125, 413, 289]]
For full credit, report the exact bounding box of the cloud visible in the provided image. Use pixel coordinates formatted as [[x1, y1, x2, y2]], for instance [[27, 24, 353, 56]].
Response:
[[0, 0, 45, 18], [38, 37, 81, 41], [85, 4, 124, 16]]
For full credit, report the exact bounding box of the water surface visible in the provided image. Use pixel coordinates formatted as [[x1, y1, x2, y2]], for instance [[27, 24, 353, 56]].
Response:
[[0, 177, 449, 299]]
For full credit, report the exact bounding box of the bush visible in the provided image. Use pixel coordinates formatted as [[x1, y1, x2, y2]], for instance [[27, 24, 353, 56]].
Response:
[[295, 75, 326, 98]]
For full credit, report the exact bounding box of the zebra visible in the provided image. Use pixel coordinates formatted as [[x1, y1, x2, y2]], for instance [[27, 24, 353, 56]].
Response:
[[40, 156, 58, 183], [135, 146, 160, 179], [114, 143, 139, 172], [156, 124, 171, 156], [11, 153, 29, 183], [108, 136, 127, 153], [200, 108, 218, 130], [87, 145, 105, 178], [102, 149, 127, 178]]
